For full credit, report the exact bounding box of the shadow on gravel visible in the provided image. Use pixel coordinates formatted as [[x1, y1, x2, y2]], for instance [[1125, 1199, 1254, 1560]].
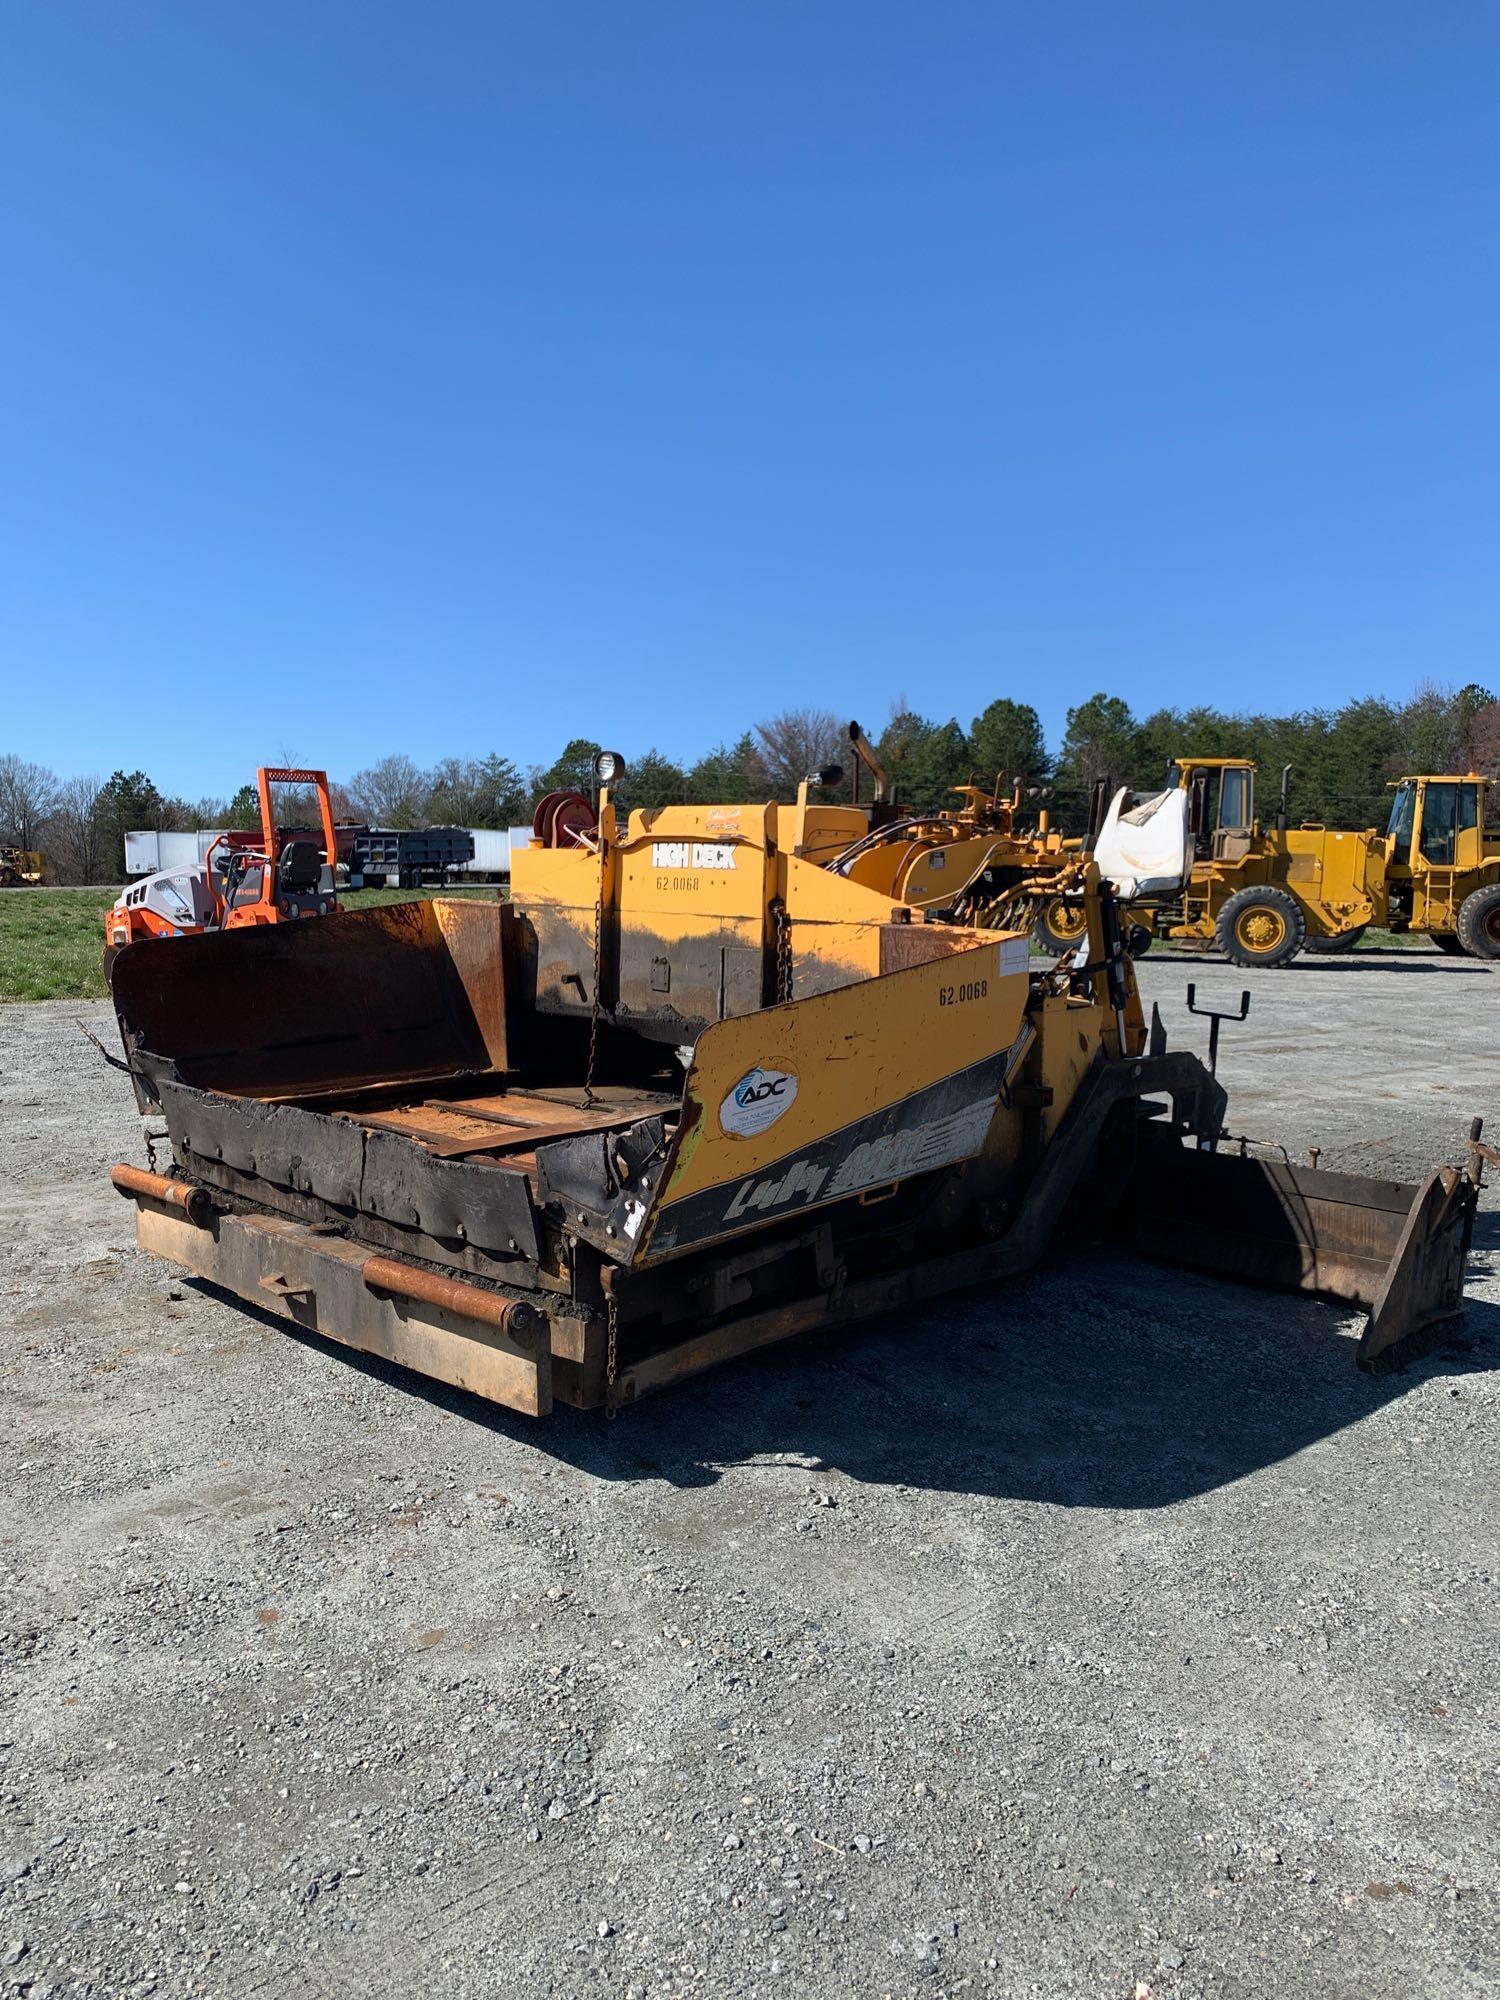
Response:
[[1287, 960, 1495, 975], [1149, 950, 1494, 974], [191, 1228, 1500, 1510], [568, 1274, 1500, 1506]]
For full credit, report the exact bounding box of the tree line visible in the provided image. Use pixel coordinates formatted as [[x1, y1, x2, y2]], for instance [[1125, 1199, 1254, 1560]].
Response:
[[3, 679, 1496, 883]]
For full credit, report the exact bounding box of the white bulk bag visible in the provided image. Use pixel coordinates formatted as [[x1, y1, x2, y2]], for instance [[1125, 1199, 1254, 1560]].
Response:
[[1092, 786, 1193, 899]]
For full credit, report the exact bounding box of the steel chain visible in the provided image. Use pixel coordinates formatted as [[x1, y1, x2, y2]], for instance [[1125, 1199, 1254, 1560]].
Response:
[[604, 1288, 620, 1419], [772, 899, 793, 1005]]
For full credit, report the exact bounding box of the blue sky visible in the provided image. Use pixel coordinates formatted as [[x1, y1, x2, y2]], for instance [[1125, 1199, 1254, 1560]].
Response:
[[2, 2, 1495, 798]]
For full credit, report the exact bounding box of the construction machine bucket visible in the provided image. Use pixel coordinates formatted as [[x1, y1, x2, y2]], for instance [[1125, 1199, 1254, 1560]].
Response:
[[1133, 1131, 1479, 1370]]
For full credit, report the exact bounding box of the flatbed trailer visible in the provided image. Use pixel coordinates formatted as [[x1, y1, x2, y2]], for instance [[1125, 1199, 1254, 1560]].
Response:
[[352, 825, 476, 888]]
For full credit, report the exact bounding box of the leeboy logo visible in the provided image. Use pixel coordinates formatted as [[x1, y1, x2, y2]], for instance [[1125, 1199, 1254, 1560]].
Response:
[[720, 1065, 798, 1139]]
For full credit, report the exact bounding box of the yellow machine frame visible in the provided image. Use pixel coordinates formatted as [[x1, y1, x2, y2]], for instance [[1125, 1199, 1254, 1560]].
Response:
[[102, 767, 1487, 1418]]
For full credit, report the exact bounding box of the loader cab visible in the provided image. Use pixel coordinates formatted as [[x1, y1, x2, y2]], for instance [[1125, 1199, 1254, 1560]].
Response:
[[1170, 759, 1256, 863], [1386, 777, 1486, 874]]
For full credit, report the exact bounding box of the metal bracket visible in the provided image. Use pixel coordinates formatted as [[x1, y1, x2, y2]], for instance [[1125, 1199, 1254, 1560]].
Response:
[[1185, 984, 1250, 1078], [1148, 1002, 1167, 1059], [1468, 1115, 1498, 1184], [77, 1020, 135, 1075], [259, 1272, 315, 1300]]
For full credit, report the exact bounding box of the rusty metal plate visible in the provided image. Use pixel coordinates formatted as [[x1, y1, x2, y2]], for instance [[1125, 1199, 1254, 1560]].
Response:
[[161, 1078, 540, 1262], [361, 1130, 539, 1259], [162, 1080, 366, 1208], [114, 900, 494, 1100]]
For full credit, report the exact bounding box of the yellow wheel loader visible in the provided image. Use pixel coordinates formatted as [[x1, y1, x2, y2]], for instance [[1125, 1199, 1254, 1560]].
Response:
[[1381, 775, 1500, 959], [1048, 758, 1386, 968], [105, 754, 1486, 1418], [1063, 765, 1499, 966]]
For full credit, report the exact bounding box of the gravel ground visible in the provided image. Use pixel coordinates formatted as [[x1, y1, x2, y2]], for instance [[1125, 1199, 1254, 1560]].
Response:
[[1, 946, 1496, 2000]]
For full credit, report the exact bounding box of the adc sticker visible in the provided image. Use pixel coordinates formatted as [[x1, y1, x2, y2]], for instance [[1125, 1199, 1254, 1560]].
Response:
[[720, 1066, 798, 1139]]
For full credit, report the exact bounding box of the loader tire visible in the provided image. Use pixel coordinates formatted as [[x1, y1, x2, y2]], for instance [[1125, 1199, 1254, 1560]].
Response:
[[1033, 896, 1089, 955], [1215, 886, 1306, 968], [1456, 883, 1500, 960], [1431, 932, 1467, 956], [1304, 924, 1368, 955]]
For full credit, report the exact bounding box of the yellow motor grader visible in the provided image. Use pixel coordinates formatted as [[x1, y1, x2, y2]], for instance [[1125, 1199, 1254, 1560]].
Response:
[[779, 720, 1074, 925], [105, 753, 1486, 1418]]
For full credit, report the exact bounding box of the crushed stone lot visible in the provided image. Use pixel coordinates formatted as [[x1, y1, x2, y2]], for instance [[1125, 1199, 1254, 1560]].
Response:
[[1, 948, 1496, 2000]]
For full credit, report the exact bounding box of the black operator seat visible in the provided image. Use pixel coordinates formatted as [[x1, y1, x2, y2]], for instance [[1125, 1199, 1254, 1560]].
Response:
[[278, 840, 324, 892]]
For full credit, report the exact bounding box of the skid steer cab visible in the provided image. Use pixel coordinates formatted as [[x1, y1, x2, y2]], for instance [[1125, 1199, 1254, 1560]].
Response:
[[105, 768, 340, 973]]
